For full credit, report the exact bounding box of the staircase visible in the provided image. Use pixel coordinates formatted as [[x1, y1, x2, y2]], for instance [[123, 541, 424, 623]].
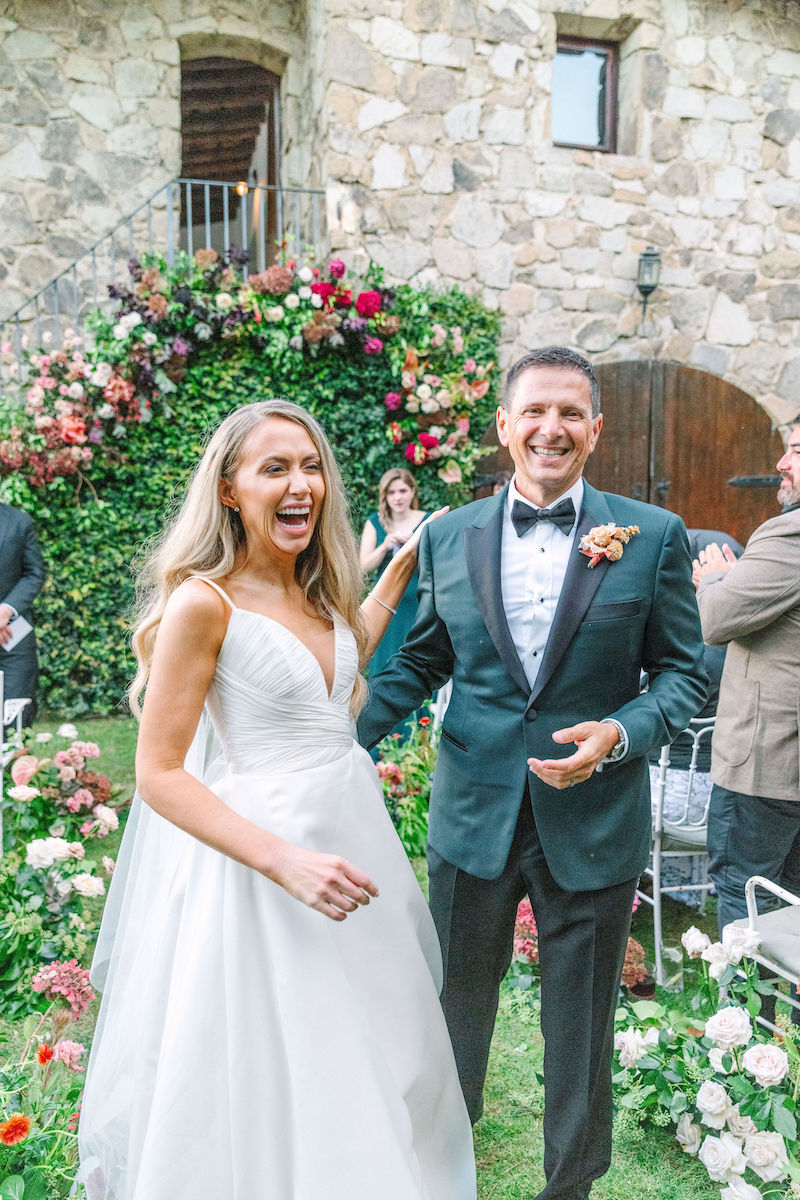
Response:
[[0, 177, 327, 386]]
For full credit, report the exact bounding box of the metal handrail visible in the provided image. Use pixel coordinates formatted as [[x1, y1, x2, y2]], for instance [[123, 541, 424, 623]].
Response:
[[0, 177, 328, 385]]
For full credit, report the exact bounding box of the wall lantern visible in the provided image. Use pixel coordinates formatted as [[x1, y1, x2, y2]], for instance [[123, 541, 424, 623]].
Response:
[[636, 246, 661, 318], [235, 180, 249, 197]]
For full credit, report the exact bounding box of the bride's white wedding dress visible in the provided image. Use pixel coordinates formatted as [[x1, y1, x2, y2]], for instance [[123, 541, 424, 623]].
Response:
[[78, 580, 476, 1200]]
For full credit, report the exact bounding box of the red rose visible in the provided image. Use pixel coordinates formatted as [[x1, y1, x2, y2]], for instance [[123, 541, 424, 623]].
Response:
[[418, 431, 439, 449], [405, 442, 428, 464], [355, 290, 381, 317], [333, 288, 352, 308], [311, 281, 335, 303]]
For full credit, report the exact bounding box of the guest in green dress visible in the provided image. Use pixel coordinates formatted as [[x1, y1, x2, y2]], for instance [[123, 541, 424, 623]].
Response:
[[360, 468, 429, 676]]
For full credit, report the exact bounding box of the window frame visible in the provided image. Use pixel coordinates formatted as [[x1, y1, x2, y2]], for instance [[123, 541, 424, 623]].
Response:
[[551, 35, 619, 155]]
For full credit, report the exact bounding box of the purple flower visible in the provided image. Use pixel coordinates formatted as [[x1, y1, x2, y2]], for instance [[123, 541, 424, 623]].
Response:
[[364, 337, 383, 356], [88, 423, 103, 444], [341, 316, 368, 334], [172, 336, 191, 357]]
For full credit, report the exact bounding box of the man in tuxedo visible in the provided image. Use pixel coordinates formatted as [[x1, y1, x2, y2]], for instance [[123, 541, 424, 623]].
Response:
[[694, 414, 800, 935], [0, 502, 46, 727], [358, 347, 706, 1200]]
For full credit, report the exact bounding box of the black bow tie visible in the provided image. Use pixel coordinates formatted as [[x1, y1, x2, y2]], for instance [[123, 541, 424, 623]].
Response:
[[511, 497, 576, 538]]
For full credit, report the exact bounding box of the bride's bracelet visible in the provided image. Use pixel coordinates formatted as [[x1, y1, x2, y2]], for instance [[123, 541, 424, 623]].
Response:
[[366, 591, 397, 616]]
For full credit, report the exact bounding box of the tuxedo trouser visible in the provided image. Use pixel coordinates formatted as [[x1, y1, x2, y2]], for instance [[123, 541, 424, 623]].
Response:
[[0, 643, 38, 729], [428, 792, 636, 1200]]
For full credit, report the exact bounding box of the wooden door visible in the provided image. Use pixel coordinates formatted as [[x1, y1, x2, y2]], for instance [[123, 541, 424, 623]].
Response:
[[478, 361, 784, 546]]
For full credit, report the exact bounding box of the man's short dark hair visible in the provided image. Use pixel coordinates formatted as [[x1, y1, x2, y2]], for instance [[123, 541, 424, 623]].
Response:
[[503, 347, 601, 417], [791, 412, 800, 427]]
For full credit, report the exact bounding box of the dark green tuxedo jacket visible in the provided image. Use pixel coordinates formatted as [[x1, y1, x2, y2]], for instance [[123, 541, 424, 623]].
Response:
[[358, 483, 707, 890]]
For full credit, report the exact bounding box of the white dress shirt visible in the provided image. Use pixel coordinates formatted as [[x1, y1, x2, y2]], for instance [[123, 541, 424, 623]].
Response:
[[501, 476, 584, 692], [500, 476, 629, 762]]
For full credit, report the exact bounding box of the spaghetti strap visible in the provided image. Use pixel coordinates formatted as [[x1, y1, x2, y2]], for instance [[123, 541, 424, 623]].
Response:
[[191, 576, 237, 612]]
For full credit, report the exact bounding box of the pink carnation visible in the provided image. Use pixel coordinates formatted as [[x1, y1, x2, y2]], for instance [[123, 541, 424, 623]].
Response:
[[328, 258, 346, 279], [70, 788, 96, 811], [384, 392, 402, 411], [72, 741, 100, 759], [53, 1040, 86, 1072], [364, 337, 383, 356]]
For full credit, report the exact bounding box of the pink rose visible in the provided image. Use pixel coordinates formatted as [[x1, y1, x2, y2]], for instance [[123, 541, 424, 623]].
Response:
[[464, 359, 477, 373], [741, 1042, 789, 1088]]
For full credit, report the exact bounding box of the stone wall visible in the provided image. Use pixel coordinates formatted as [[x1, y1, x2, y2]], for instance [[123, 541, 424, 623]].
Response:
[[324, 0, 800, 428], [2, 0, 800, 427], [0, 0, 319, 317]]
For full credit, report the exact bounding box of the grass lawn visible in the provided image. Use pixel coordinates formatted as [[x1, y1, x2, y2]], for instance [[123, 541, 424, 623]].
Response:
[[27, 714, 720, 1196]]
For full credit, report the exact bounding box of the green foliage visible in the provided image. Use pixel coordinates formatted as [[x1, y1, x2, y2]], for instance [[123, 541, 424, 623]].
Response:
[[3, 281, 498, 715], [373, 710, 438, 858]]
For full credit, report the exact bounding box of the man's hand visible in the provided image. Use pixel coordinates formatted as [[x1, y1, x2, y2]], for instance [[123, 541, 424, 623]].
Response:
[[692, 541, 737, 589], [0, 604, 14, 647], [528, 721, 620, 789]]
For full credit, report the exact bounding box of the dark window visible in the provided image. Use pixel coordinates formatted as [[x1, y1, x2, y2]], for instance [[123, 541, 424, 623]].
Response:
[[551, 37, 617, 153]]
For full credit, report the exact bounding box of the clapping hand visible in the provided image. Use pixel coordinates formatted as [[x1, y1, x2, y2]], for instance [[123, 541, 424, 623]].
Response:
[[692, 542, 737, 588], [272, 844, 379, 922]]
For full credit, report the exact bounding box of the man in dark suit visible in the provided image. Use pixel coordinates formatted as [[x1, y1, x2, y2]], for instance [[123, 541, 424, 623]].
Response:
[[0, 502, 46, 727], [358, 347, 706, 1200]]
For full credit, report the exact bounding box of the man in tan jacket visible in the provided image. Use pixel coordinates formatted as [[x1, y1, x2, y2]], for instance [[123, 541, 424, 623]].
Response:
[[693, 414, 800, 933]]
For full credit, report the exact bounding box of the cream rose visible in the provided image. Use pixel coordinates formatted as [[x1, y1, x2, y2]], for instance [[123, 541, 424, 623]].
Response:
[[614, 1027, 645, 1069], [49, 837, 73, 862], [743, 1130, 789, 1183], [698, 1132, 747, 1182], [71, 873, 106, 899], [682, 925, 712, 958], [704, 1007, 753, 1052], [721, 1178, 764, 1200], [697, 1080, 733, 1129], [26, 838, 55, 869], [57, 723, 78, 739], [8, 785, 40, 803], [284, 293, 300, 309], [722, 924, 761, 963], [676, 1113, 702, 1155], [702, 940, 732, 981], [741, 1042, 789, 1088], [726, 1104, 757, 1139]]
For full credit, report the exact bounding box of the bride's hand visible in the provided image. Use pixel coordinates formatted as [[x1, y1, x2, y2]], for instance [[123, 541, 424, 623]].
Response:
[[394, 507, 450, 565], [271, 844, 379, 921]]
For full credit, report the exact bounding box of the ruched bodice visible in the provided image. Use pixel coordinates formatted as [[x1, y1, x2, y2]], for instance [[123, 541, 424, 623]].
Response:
[[206, 609, 357, 774]]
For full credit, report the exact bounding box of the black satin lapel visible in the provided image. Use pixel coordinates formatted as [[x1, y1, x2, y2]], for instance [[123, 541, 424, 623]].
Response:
[[464, 513, 530, 698], [528, 502, 609, 708]]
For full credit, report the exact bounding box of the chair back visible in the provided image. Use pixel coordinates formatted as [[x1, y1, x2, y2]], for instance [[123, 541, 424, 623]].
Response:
[[652, 717, 715, 837]]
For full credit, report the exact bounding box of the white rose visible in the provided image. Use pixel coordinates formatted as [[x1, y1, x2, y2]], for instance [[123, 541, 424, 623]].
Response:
[[120, 311, 142, 330], [722, 924, 761, 963], [698, 1132, 747, 1182], [97, 403, 116, 419], [329, 330, 344, 347], [709, 1046, 732, 1074], [71, 873, 106, 899], [676, 1113, 702, 1155], [697, 1080, 733, 1129], [682, 925, 712, 959], [420, 396, 441, 414], [89, 363, 113, 387], [702, 941, 733, 981], [721, 1178, 764, 1200], [284, 293, 300, 309], [56, 878, 73, 898], [215, 293, 233, 310], [195, 322, 212, 341], [296, 266, 313, 283], [67, 382, 84, 400], [726, 1104, 757, 1139], [26, 838, 55, 869], [8, 785, 40, 802], [297, 285, 312, 299], [614, 1027, 645, 1069], [102, 856, 115, 876], [310, 292, 323, 308], [94, 804, 119, 833], [705, 1007, 753, 1052], [34, 732, 52, 744], [142, 330, 157, 346], [744, 1130, 789, 1182], [416, 384, 433, 401], [742, 1042, 789, 1088], [57, 723, 78, 739], [49, 837, 73, 862], [112, 323, 128, 340], [264, 306, 284, 322]]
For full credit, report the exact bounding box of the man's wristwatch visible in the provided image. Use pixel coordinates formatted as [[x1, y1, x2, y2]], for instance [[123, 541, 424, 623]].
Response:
[[599, 718, 628, 764]]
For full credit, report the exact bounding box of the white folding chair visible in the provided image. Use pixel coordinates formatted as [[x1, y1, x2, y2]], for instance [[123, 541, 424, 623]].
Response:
[[636, 717, 716, 984], [0, 670, 32, 853], [727, 876, 800, 1032]]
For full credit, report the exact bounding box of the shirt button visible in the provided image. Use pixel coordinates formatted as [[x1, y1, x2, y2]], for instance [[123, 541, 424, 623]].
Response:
[[540, 547, 546, 554], [538, 598, 544, 604], [531, 650, 538, 657]]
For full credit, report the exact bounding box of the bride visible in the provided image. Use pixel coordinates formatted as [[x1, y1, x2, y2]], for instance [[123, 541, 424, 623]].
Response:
[[78, 399, 476, 1199]]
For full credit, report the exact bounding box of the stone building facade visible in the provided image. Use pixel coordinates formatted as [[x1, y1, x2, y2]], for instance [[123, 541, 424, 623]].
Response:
[[1, 0, 799, 428]]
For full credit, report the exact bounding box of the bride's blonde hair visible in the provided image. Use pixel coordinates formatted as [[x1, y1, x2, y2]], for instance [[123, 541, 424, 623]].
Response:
[[129, 399, 368, 716]]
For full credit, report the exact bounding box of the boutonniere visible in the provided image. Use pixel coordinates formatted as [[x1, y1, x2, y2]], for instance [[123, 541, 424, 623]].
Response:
[[579, 523, 640, 568]]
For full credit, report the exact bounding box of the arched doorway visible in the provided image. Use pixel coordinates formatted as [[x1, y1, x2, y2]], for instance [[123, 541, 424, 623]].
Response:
[[478, 361, 785, 546]]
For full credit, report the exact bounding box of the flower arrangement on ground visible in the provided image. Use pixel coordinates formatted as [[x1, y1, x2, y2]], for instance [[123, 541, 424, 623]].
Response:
[[612, 923, 800, 1197], [0, 725, 121, 1016], [374, 712, 438, 858], [0, 961, 94, 1197]]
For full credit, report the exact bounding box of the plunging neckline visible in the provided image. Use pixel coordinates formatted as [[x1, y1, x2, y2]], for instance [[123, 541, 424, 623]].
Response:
[[227, 609, 338, 702]]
